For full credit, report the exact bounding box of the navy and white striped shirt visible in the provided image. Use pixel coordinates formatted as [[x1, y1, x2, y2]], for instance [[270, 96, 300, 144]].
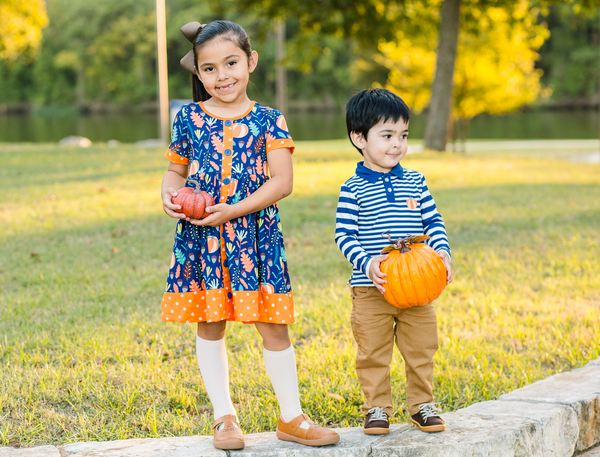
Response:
[[335, 162, 451, 287]]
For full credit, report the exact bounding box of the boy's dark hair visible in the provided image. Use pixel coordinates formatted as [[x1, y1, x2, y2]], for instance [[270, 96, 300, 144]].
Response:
[[191, 21, 252, 102], [346, 88, 410, 154]]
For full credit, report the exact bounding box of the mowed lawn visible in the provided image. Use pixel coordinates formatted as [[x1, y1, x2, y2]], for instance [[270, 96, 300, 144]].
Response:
[[0, 140, 598, 447]]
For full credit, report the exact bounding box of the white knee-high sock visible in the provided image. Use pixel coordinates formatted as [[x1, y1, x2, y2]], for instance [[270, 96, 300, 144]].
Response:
[[196, 335, 236, 421], [263, 345, 305, 423]]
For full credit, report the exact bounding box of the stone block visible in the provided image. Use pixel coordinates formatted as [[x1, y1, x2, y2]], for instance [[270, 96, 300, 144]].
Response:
[[459, 400, 578, 456], [579, 445, 600, 456], [371, 412, 548, 457], [500, 364, 600, 452], [158, 426, 408, 457], [0, 446, 61, 457], [587, 357, 600, 367], [58, 136, 92, 147], [60, 436, 213, 456]]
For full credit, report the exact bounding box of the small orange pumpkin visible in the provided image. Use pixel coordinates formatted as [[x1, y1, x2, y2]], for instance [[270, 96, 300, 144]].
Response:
[[379, 232, 447, 308], [172, 179, 215, 219]]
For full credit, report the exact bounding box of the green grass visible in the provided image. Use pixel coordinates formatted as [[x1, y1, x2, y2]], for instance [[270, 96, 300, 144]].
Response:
[[0, 140, 599, 447]]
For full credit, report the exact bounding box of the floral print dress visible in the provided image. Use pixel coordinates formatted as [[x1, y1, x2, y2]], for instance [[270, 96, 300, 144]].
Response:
[[161, 101, 295, 324]]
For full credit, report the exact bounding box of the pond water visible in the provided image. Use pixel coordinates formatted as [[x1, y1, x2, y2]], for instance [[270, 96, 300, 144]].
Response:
[[0, 108, 598, 143]]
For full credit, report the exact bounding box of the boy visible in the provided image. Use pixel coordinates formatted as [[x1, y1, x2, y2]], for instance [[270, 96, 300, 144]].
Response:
[[335, 88, 453, 435]]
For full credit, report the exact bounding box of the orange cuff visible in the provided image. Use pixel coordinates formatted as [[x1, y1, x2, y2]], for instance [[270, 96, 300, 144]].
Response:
[[266, 138, 295, 155], [165, 149, 189, 165]]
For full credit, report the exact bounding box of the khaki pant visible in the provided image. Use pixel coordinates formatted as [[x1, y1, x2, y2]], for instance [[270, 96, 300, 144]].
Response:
[[350, 286, 439, 417]]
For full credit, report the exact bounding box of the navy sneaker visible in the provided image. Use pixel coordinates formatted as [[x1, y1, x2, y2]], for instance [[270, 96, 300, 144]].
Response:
[[363, 406, 389, 435], [410, 403, 445, 432]]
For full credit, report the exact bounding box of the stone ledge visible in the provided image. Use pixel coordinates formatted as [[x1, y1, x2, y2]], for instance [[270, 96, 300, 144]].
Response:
[[0, 446, 61, 457], [458, 400, 578, 457], [59, 436, 214, 457], [2, 357, 599, 457], [372, 412, 548, 457], [579, 445, 600, 457], [499, 361, 600, 453]]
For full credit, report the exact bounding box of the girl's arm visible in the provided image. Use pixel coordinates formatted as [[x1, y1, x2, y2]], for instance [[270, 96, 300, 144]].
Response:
[[190, 148, 293, 227], [162, 162, 188, 219]]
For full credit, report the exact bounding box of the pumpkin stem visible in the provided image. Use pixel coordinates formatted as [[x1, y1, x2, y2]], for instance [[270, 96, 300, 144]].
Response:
[[382, 230, 395, 244], [397, 238, 412, 254], [380, 232, 431, 255], [187, 179, 201, 193]]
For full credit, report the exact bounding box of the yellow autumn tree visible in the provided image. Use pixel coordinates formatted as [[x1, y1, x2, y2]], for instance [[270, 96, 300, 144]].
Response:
[[0, 0, 48, 61], [377, 0, 550, 144]]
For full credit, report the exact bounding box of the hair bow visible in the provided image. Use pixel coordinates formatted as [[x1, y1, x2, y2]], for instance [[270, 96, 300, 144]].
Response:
[[180, 21, 203, 75]]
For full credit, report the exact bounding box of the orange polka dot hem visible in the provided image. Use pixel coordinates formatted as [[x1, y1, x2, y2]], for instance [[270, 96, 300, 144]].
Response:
[[165, 149, 189, 165], [161, 289, 295, 324]]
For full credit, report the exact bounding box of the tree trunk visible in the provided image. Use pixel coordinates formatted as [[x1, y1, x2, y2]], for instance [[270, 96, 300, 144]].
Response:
[[424, 0, 461, 152], [275, 19, 287, 114], [460, 117, 469, 152], [76, 68, 85, 108], [446, 102, 455, 151]]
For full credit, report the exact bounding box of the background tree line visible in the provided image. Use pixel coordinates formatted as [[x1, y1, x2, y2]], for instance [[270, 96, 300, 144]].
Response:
[[0, 0, 599, 144], [0, 0, 361, 109]]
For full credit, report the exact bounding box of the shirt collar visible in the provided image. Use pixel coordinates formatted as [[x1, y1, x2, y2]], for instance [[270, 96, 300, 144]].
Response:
[[355, 162, 403, 183]]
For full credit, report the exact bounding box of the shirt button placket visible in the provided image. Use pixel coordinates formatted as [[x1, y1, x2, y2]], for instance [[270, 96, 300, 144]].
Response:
[[384, 176, 395, 203]]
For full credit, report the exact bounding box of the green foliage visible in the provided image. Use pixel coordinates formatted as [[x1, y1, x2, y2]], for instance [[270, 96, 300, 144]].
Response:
[[1, 0, 599, 108], [30, 0, 158, 105], [537, 4, 600, 100], [0, 59, 33, 103], [0, 0, 358, 108], [234, 0, 402, 46], [273, 21, 358, 105]]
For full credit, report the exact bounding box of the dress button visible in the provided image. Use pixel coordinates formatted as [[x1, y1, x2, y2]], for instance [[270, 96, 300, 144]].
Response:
[[224, 120, 232, 126], [224, 149, 232, 156], [223, 177, 231, 185]]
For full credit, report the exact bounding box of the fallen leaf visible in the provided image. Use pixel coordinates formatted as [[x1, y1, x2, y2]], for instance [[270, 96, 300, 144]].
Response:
[[327, 393, 345, 402]]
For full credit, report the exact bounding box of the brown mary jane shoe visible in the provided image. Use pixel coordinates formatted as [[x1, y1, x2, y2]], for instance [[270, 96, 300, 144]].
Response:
[[276, 413, 340, 446], [212, 414, 245, 450]]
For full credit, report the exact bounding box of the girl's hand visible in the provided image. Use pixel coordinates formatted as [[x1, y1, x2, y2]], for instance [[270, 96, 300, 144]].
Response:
[[162, 187, 186, 219], [368, 254, 389, 294], [187, 203, 235, 227], [438, 251, 454, 285]]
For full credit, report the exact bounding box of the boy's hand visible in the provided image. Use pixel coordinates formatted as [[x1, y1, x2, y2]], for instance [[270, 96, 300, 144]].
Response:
[[188, 203, 234, 227], [162, 187, 186, 219], [369, 254, 389, 294], [438, 251, 453, 285]]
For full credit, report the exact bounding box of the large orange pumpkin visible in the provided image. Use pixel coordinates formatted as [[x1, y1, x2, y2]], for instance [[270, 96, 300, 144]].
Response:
[[379, 233, 447, 308], [172, 179, 215, 219]]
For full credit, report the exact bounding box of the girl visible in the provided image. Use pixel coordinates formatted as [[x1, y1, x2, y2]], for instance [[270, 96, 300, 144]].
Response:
[[160, 20, 340, 450]]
